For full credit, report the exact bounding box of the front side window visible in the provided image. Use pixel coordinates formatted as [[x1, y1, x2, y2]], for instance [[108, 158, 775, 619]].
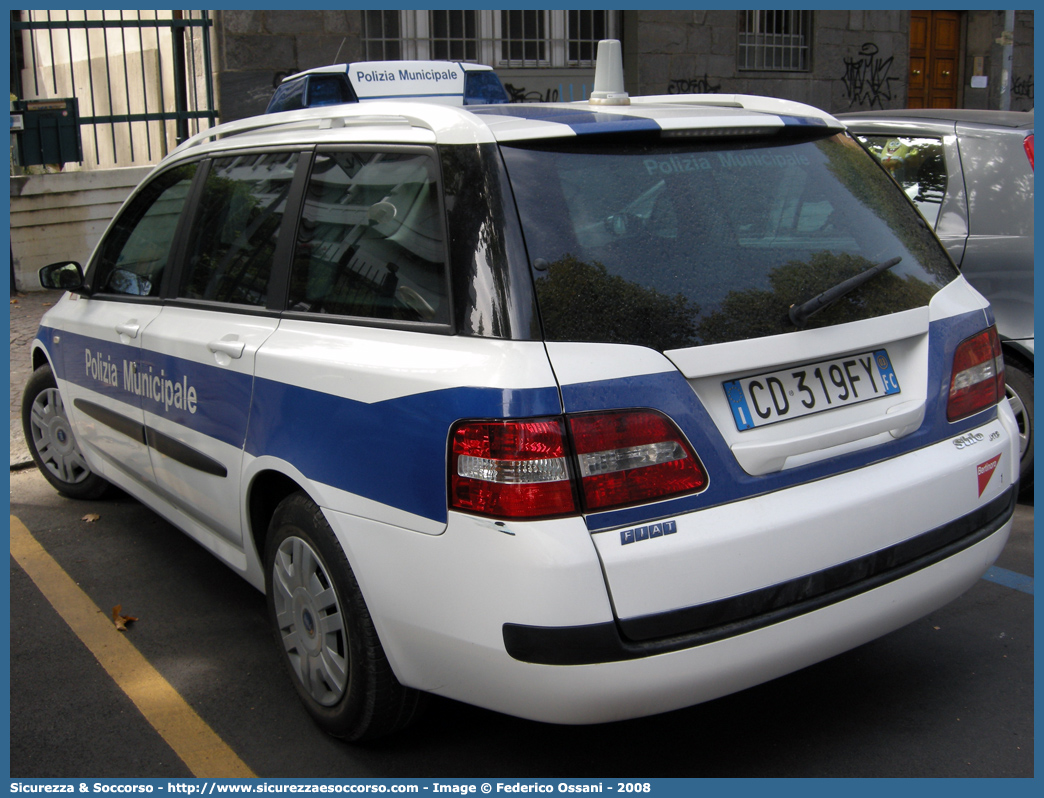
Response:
[[501, 133, 958, 351], [92, 163, 198, 297], [288, 150, 449, 324], [180, 151, 299, 306], [855, 135, 948, 229]]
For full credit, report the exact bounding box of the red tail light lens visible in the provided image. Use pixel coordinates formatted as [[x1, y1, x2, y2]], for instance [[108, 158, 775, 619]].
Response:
[[947, 326, 1005, 422], [449, 410, 708, 519], [569, 410, 707, 513], [1025, 133, 1034, 170], [450, 418, 576, 518]]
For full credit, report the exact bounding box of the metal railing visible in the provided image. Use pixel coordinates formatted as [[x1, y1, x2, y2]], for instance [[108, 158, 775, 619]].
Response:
[[11, 10, 218, 169]]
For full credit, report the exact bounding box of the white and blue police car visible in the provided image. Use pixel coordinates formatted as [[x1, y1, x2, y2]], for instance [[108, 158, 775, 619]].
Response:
[[25, 42, 1019, 741]]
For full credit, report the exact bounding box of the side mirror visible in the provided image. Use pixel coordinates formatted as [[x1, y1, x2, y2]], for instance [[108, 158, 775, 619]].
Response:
[[39, 261, 89, 294]]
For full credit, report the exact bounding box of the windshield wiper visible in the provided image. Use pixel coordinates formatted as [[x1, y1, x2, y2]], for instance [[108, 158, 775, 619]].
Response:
[[788, 256, 902, 327]]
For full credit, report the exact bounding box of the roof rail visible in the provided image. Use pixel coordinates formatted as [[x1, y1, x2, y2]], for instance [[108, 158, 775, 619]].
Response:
[[173, 107, 425, 155], [629, 93, 840, 125]]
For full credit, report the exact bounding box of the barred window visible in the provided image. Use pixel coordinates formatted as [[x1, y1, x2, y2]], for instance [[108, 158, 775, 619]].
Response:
[[431, 10, 477, 61], [738, 10, 812, 72], [364, 10, 616, 68], [362, 11, 401, 60]]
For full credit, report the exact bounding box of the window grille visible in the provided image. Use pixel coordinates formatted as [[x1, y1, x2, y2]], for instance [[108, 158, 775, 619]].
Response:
[[738, 10, 812, 72], [431, 10, 477, 61], [499, 10, 548, 67], [363, 10, 616, 69], [362, 11, 401, 60]]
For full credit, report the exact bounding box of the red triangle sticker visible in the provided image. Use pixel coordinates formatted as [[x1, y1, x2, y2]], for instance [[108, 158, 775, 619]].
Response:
[[977, 454, 1001, 497]]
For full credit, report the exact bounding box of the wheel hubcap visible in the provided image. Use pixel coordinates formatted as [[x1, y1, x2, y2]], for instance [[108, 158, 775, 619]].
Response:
[[30, 387, 91, 485], [272, 536, 348, 706]]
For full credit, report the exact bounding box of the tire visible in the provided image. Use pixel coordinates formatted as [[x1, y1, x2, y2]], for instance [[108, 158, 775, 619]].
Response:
[[1004, 360, 1033, 498], [21, 364, 110, 500], [264, 492, 425, 741]]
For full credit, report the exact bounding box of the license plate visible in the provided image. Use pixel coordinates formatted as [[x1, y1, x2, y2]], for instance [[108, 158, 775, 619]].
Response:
[[723, 349, 900, 430]]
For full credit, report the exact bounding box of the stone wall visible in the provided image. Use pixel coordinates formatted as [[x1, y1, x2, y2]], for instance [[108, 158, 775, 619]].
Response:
[[213, 10, 364, 122], [9, 167, 150, 291], [633, 10, 909, 115], [206, 10, 1032, 124]]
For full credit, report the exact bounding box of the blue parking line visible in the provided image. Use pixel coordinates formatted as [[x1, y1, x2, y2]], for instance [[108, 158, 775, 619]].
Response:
[[982, 566, 1034, 595]]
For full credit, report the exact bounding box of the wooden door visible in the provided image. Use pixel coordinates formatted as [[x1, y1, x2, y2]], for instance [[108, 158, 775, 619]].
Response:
[[908, 10, 961, 108]]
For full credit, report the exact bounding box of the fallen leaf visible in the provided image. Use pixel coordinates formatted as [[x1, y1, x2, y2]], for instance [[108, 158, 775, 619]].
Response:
[[112, 604, 138, 632], [82, 513, 100, 523], [10, 299, 18, 305]]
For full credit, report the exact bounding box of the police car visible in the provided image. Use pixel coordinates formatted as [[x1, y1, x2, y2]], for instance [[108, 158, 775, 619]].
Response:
[[265, 59, 509, 113], [24, 42, 1018, 741]]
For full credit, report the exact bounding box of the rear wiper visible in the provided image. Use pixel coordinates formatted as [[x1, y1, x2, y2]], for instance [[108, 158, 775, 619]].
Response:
[[788, 256, 902, 327]]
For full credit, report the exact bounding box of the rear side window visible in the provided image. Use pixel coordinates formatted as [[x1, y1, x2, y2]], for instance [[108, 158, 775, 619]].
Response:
[[501, 133, 958, 350], [92, 163, 197, 297], [180, 151, 299, 306], [856, 135, 948, 228], [287, 150, 450, 324]]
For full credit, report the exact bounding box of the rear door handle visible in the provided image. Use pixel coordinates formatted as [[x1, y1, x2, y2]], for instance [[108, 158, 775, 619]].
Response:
[[115, 321, 140, 338], [207, 338, 245, 359]]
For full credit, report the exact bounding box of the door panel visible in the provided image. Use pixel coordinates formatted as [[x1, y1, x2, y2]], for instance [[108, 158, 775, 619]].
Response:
[[53, 299, 162, 485], [140, 308, 278, 543]]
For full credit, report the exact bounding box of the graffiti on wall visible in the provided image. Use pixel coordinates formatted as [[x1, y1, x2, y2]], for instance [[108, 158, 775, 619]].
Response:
[[668, 75, 722, 94], [841, 43, 899, 109], [1012, 74, 1034, 102], [505, 84, 560, 103]]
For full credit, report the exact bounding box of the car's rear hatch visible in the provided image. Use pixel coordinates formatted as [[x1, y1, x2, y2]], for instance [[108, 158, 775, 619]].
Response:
[[497, 107, 1004, 631]]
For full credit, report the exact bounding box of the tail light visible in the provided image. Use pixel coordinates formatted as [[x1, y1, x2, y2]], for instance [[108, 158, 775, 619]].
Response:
[[569, 410, 706, 512], [449, 410, 706, 520], [450, 419, 576, 518], [1025, 133, 1034, 170], [947, 326, 1005, 422]]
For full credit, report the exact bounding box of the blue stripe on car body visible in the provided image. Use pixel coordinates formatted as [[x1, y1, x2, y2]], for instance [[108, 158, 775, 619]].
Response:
[[39, 307, 995, 531]]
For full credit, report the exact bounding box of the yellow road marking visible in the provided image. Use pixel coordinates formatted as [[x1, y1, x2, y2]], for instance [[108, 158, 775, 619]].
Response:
[[10, 515, 256, 778]]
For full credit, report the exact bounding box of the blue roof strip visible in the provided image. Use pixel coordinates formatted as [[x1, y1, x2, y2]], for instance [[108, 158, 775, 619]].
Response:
[[472, 105, 661, 135], [778, 114, 830, 127]]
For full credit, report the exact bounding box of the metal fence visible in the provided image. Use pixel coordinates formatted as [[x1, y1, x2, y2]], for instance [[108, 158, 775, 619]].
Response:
[[11, 10, 218, 169]]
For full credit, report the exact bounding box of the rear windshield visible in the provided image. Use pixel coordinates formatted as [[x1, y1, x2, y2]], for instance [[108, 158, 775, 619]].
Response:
[[500, 132, 958, 351]]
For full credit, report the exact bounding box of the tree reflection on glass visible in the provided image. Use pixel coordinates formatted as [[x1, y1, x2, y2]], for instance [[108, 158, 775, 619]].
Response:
[[535, 254, 700, 351], [536, 251, 937, 351]]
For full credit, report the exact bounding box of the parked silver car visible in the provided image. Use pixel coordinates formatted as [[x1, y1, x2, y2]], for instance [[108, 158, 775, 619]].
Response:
[[840, 110, 1034, 495]]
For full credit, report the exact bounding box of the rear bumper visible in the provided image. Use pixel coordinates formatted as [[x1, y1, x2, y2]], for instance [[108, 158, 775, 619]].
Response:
[[504, 485, 1016, 665], [326, 410, 1018, 725], [498, 519, 1009, 724]]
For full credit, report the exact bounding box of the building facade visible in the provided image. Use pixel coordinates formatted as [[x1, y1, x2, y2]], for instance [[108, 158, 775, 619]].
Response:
[[9, 9, 1034, 291], [212, 9, 1034, 123]]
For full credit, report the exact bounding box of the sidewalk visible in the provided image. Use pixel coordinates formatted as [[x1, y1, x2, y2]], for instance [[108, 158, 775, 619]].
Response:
[[10, 289, 64, 468]]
